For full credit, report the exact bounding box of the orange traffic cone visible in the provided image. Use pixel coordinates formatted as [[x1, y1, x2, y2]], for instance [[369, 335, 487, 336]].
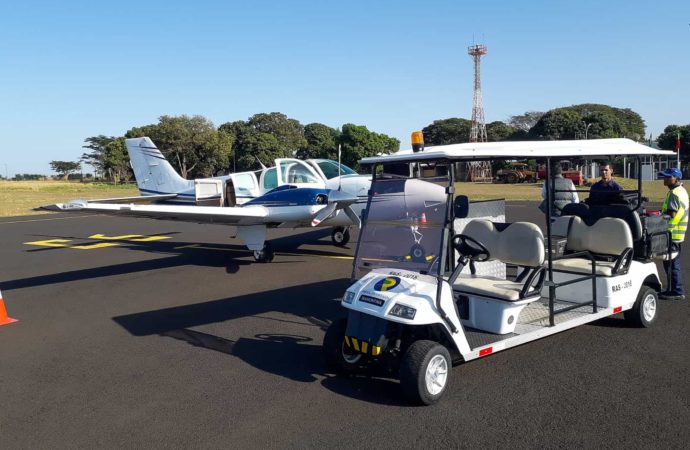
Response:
[[0, 289, 18, 326]]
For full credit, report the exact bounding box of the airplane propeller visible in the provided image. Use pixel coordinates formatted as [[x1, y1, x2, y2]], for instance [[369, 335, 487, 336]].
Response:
[[311, 190, 360, 227]]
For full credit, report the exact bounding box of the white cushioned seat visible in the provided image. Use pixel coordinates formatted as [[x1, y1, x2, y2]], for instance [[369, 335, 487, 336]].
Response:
[[549, 258, 617, 276], [453, 220, 545, 302], [453, 275, 528, 301], [550, 216, 633, 277]]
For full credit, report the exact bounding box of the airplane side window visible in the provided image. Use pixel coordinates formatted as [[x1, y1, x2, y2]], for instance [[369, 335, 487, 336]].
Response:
[[263, 168, 277, 190], [235, 173, 256, 190], [287, 166, 319, 184]]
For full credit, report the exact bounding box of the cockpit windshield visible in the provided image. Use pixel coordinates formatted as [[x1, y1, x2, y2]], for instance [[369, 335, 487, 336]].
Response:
[[354, 173, 448, 279]]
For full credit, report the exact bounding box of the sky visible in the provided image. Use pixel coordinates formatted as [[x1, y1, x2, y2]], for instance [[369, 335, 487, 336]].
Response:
[[0, 0, 688, 176]]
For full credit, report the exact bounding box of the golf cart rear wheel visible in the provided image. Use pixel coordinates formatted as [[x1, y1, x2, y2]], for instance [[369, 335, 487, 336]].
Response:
[[624, 286, 658, 328], [331, 227, 350, 247], [323, 318, 363, 374], [400, 340, 451, 405]]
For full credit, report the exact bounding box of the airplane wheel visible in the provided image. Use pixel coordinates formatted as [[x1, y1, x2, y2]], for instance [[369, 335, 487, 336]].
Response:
[[253, 244, 275, 263], [410, 244, 425, 262], [332, 227, 350, 247]]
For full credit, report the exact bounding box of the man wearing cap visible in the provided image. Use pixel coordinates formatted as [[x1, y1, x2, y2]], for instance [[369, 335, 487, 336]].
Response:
[[659, 167, 688, 300]]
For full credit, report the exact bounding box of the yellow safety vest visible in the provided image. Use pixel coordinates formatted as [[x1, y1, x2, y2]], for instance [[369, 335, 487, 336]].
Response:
[[662, 184, 689, 242]]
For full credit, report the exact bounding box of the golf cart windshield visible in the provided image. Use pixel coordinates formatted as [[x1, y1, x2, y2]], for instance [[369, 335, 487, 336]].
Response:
[[354, 173, 448, 278]]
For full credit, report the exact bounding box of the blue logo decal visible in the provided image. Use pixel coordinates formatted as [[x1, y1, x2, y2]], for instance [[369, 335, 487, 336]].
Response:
[[374, 277, 401, 292]]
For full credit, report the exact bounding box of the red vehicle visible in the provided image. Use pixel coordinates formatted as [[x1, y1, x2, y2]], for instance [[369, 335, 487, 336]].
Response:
[[538, 161, 585, 186]]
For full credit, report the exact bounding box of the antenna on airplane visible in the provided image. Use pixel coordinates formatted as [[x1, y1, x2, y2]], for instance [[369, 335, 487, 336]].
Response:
[[256, 157, 267, 170], [338, 144, 342, 191]]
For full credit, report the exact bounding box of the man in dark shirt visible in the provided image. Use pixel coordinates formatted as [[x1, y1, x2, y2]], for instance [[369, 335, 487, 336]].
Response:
[[588, 162, 622, 204]]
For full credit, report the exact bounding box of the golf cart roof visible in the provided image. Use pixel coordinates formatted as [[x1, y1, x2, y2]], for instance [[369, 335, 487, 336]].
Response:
[[360, 138, 675, 165]]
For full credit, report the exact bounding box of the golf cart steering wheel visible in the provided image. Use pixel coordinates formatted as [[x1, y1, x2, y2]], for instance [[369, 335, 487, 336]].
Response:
[[452, 234, 491, 262]]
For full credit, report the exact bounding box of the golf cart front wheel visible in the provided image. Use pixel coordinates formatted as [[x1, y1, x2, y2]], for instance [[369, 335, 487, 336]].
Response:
[[331, 227, 350, 247], [323, 318, 363, 374], [624, 286, 658, 327], [400, 340, 451, 405]]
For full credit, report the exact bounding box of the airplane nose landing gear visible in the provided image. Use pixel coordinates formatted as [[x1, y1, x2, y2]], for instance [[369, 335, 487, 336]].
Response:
[[253, 243, 275, 263], [331, 227, 351, 247]]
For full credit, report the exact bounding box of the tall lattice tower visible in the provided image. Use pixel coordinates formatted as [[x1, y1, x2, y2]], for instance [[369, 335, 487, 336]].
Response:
[[468, 44, 488, 143], [465, 43, 491, 181]]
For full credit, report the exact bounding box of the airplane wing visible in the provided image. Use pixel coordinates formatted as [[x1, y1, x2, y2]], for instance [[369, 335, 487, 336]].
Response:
[[88, 194, 179, 204], [41, 200, 269, 225]]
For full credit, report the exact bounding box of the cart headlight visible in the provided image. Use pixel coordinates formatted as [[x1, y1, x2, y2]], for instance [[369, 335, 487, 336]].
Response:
[[389, 303, 416, 320], [343, 291, 356, 304]]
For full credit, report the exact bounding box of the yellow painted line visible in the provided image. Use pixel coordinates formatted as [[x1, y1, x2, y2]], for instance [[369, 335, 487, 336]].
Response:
[[89, 233, 143, 240], [71, 242, 121, 250], [24, 239, 71, 248], [1, 214, 101, 225], [129, 236, 170, 242], [89, 233, 171, 242], [276, 252, 353, 260]]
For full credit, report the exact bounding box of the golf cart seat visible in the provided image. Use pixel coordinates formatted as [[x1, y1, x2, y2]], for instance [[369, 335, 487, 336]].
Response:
[[561, 203, 643, 241], [453, 220, 546, 302], [550, 216, 633, 276]]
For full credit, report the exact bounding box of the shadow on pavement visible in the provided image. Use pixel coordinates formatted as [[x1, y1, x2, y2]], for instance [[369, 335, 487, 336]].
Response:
[[5, 228, 352, 291], [113, 278, 405, 406]]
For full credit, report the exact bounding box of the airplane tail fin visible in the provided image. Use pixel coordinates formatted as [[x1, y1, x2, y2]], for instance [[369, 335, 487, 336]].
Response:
[[125, 137, 192, 195]]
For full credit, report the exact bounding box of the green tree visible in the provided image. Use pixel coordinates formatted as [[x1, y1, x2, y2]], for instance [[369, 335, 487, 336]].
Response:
[[219, 112, 307, 172], [486, 121, 519, 142], [50, 160, 81, 180], [246, 112, 306, 155], [337, 124, 399, 169], [81, 135, 117, 177], [657, 124, 690, 161], [421, 118, 472, 145], [529, 104, 646, 141], [298, 123, 340, 159], [127, 115, 232, 178], [529, 108, 583, 140], [508, 111, 544, 133], [101, 138, 133, 182]]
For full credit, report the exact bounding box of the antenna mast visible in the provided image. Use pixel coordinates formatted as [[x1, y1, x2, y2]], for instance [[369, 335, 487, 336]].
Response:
[[464, 43, 492, 182], [468, 43, 488, 143]]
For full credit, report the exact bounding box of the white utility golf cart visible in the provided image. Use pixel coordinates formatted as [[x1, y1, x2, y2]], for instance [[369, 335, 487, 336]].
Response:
[[323, 137, 675, 405]]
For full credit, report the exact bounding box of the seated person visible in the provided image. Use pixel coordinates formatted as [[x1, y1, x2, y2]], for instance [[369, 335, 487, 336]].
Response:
[[588, 162, 623, 205], [540, 165, 579, 217]]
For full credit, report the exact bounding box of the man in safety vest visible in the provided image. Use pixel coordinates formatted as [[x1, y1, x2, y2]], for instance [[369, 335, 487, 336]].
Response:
[[659, 167, 688, 300]]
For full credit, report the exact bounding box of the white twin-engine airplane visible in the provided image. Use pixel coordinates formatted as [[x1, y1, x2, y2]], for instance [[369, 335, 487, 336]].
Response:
[[43, 137, 372, 262]]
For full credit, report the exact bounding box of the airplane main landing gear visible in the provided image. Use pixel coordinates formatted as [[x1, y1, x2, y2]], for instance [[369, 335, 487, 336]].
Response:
[[331, 227, 351, 247], [253, 244, 275, 263]]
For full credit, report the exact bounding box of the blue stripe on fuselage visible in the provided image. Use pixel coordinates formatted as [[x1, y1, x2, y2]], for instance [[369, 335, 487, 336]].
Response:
[[244, 186, 329, 207]]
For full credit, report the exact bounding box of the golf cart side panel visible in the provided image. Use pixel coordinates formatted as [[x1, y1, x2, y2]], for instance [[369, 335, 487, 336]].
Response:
[[546, 261, 661, 308]]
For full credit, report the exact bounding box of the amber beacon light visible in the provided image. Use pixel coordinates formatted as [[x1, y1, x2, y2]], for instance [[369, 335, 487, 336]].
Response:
[[411, 131, 424, 153]]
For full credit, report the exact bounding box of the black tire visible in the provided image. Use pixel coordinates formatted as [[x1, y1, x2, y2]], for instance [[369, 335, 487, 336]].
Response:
[[624, 286, 658, 328], [505, 173, 518, 184], [331, 227, 350, 247], [253, 244, 275, 263], [400, 340, 451, 405], [410, 244, 425, 262], [323, 318, 363, 374]]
